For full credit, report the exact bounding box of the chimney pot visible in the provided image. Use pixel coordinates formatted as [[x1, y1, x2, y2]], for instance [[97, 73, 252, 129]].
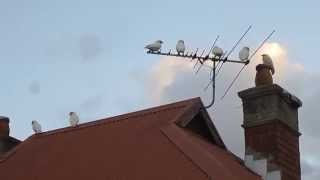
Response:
[[0, 116, 10, 139], [255, 64, 273, 86]]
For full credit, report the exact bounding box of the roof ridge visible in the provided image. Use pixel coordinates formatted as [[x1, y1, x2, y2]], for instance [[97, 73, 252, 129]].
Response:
[[39, 97, 200, 137], [0, 97, 201, 163], [39, 105, 185, 137]]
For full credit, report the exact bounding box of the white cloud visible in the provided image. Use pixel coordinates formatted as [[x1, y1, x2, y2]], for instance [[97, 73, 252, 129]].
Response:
[[147, 56, 194, 103], [145, 42, 319, 179]]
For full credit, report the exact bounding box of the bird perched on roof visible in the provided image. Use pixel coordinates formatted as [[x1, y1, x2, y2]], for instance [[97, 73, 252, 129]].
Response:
[[262, 54, 275, 75], [212, 46, 224, 58], [239, 47, 250, 61], [32, 120, 42, 134], [145, 40, 163, 52], [69, 112, 80, 127], [176, 40, 186, 55]]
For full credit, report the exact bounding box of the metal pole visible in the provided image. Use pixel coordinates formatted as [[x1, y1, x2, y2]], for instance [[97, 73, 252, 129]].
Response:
[[205, 59, 216, 108]]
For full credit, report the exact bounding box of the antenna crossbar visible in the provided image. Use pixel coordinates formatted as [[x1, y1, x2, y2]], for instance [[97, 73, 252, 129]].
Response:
[[146, 51, 248, 64]]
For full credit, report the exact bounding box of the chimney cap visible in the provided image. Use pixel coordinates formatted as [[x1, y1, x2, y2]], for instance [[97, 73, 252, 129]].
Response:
[[0, 116, 9, 123]]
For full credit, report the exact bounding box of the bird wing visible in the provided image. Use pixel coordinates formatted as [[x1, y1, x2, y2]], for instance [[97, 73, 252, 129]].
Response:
[[145, 44, 153, 49], [239, 47, 249, 60], [271, 66, 275, 74], [145, 42, 161, 51], [176, 42, 185, 53], [34, 122, 42, 133], [262, 55, 275, 74], [70, 114, 79, 126], [32, 124, 36, 132], [212, 47, 223, 56]]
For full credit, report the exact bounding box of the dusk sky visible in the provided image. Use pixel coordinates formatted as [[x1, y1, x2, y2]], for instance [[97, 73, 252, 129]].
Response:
[[1, 1, 319, 179]]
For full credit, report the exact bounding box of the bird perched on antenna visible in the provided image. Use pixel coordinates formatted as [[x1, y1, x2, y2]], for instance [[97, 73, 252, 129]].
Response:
[[176, 40, 185, 55], [212, 46, 224, 58], [32, 120, 42, 134], [262, 54, 275, 75], [239, 47, 250, 61], [69, 112, 80, 127], [145, 40, 163, 53]]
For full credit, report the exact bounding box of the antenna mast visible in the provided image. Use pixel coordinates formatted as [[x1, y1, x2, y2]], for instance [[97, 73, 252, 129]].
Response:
[[144, 27, 275, 108]]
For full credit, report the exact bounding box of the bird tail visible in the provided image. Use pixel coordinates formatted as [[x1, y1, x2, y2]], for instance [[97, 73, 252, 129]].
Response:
[[271, 67, 275, 75], [144, 45, 151, 49]]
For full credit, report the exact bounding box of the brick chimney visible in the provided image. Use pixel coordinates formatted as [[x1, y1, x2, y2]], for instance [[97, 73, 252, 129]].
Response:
[[0, 116, 20, 157], [238, 64, 302, 180]]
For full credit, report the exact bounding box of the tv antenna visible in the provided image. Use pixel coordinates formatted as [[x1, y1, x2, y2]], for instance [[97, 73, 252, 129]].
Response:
[[144, 26, 275, 109]]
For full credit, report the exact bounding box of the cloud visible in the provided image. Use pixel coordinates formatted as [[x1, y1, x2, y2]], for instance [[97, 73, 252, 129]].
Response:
[[146, 56, 195, 103], [45, 33, 104, 62], [78, 34, 103, 61], [28, 80, 41, 95], [145, 42, 320, 179], [301, 158, 320, 180], [79, 94, 104, 113]]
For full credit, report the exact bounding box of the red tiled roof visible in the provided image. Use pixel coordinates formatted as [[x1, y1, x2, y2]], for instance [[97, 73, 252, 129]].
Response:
[[0, 97, 261, 180]]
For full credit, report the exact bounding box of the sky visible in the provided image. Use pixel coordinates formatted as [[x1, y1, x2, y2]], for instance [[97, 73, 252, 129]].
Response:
[[0, 0, 320, 179]]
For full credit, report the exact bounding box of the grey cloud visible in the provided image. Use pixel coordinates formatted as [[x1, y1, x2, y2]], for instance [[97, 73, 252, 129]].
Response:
[[45, 33, 104, 62], [79, 94, 104, 113], [28, 80, 41, 95], [302, 159, 315, 176], [301, 159, 320, 180], [78, 34, 103, 61]]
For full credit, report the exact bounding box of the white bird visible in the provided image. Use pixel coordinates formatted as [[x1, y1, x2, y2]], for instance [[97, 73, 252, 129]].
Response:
[[262, 54, 275, 75], [176, 40, 185, 55], [239, 47, 250, 61], [32, 120, 42, 134], [145, 40, 163, 52], [212, 46, 224, 58], [69, 112, 80, 127]]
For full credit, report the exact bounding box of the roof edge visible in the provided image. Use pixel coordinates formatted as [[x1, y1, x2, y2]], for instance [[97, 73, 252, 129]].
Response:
[[0, 97, 201, 162], [33, 97, 202, 137]]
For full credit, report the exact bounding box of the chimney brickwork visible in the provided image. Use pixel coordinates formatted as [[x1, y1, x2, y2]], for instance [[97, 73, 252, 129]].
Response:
[[0, 116, 20, 157], [239, 83, 302, 180]]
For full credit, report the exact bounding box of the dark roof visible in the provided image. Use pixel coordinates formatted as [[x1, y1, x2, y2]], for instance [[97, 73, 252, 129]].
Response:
[[0, 97, 261, 180], [0, 136, 21, 157], [6, 136, 21, 144]]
